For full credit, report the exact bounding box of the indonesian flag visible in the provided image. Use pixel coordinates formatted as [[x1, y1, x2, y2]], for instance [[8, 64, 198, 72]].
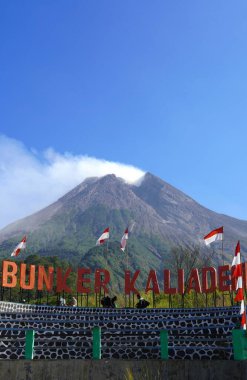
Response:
[[120, 228, 128, 252], [203, 226, 223, 246], [240, 301, 246, 330], [235, 287, 244, 302], [11, 236, 27, 257], [232, 241, 240, 267], [241, 311, 246, 330], [231, 241, 244, 302], [96, 228, 109, 246], [231, 241, 246, 330], [232, 241, 242, 280]]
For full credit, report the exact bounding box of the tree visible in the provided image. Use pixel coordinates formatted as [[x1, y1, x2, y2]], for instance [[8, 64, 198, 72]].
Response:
[[163, 244, 217, 307]]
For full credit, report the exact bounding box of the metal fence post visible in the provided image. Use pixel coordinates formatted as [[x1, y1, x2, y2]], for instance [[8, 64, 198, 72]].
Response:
[[160, 330, 168, 360], [93, 326, 101, 359], [232, 329, 247, 360], [25, 330, 35, 360]]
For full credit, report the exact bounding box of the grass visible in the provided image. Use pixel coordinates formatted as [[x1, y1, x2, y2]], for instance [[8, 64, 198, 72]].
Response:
[[2, 286, 235, 309], [124, 364, 162, 380]]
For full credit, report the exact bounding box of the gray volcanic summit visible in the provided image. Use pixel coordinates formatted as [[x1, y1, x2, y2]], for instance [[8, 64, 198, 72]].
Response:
[[0, 173, 246, 272]]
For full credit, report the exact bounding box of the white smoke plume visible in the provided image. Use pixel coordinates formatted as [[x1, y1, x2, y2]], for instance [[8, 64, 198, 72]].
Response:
[[0, 135, 145, 229]]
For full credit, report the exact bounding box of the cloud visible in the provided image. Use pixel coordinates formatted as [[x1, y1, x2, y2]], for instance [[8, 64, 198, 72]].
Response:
[[0, 135, 145, 229]]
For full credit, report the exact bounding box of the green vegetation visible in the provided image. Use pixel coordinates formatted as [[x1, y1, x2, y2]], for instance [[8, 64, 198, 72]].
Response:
[[0, 205, 174, 293], [0, 244, 237, 309], [124, 364, 162, 380]]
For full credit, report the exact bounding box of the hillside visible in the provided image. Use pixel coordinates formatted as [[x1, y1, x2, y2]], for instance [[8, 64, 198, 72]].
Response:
[[0, 173, 246, 290]]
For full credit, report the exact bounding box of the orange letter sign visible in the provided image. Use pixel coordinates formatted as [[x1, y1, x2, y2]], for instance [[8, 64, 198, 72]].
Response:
[[2, 261, 17, 288]]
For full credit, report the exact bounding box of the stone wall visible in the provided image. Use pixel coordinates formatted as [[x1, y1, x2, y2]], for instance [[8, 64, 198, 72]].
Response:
[[0, 302, 240, 360]]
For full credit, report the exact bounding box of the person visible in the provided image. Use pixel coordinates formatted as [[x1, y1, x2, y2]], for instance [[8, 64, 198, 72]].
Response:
[[101, 296, 112, 308], [71, 296, 77, 307], [136, 294, 150, 309], [68, 294, 77, 307], [68, 295, 77, 307], [111, 296, 117, 308], [101, 295, 118, 308], [59, 296, 66, 306]]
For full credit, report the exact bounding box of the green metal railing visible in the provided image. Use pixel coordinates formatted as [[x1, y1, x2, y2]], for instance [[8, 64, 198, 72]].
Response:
[[160, 330, 168, 360], [25, 330, 35, 360], [23, 327, 168, 360], [92, 326, 101, 359], [232, 329, 247, 360]]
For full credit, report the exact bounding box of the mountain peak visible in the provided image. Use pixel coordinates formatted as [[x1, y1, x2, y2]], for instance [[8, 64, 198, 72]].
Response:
[[140, 172, 165, 187], [97, 173, 119, 183], [1, 171, 247, 259]]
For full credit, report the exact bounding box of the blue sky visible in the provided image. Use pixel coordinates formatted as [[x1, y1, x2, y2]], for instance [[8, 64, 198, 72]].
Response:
[[1, 1, 247, 228]]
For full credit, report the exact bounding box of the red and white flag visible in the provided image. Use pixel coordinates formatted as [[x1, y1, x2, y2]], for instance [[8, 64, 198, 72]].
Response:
[[241, 300, 246, 330], [231, 241, 246, 330], [120, 228, 128, 252], [11, 236, 27, 257], [232, 241, 244, 302], [232, 241, 241, 278], [96, 228, 109, 246], [203, 226, 223, 246]]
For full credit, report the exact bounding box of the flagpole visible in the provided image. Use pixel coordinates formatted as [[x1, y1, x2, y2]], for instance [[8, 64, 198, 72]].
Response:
[[105, 238, 109, 269], [126, 240, 129, 271], [121, 228, 129, 307], [222, 229, 225, 307], [204, 226, 224, 307], [222, 234, 224, 267], [102, 239, 108, 303], [124, 240, 128, 308]]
